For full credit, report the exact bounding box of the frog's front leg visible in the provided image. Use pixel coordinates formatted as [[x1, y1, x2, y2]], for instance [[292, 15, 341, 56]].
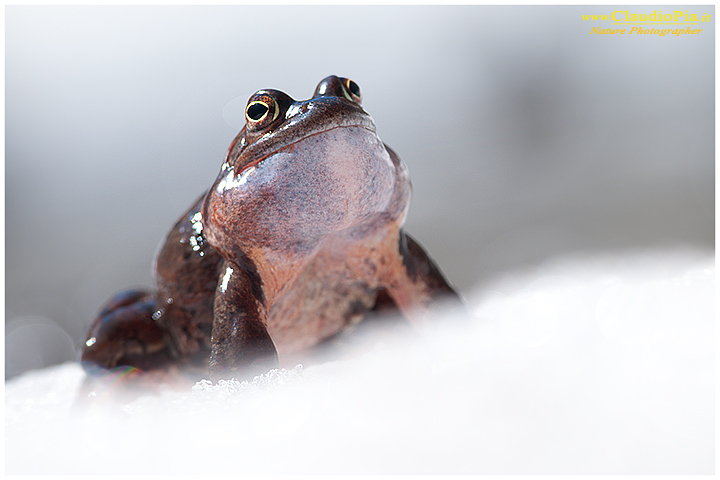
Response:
[[209, 261, 279, 381], [384, 229, 464, 317]]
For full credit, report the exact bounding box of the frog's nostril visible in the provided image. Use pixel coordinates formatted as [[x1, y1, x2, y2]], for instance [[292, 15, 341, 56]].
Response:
[[246, 102, 269, 122]]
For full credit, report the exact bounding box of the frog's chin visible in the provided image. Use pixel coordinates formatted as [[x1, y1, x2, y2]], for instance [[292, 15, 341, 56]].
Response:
[[236, 123, 378, 177]]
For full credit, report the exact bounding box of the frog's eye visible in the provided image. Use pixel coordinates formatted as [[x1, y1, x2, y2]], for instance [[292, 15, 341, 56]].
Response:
[[340, 78, 362, 105], [245, 92, 280, 132], [244, 89, 297, 133], [247, 102, 271, 122]]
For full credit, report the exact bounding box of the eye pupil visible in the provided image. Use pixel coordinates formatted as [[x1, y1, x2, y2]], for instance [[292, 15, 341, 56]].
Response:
[[247, 102, 269, 121], [347, 80, 360, 97]]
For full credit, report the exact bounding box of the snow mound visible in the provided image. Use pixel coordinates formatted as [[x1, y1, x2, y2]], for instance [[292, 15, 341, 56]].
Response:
[[5, 249, 714, 474]]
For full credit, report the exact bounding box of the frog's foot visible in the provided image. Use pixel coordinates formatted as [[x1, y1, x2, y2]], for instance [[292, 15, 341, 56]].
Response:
[[81, 289, 175, 374]]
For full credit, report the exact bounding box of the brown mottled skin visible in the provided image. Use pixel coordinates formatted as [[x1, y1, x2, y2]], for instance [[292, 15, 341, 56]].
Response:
[[82, 75, 462, 382]]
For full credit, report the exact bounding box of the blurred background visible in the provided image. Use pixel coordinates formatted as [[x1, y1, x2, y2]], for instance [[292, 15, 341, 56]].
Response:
[[5, 5, 714, 379]]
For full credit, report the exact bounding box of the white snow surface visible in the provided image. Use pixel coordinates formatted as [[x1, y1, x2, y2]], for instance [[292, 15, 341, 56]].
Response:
[[5, 249, 714, 474]]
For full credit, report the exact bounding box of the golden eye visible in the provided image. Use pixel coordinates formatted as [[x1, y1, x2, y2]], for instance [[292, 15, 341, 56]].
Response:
[[341, 78, 362, 105], [244, 92, 282, 132]]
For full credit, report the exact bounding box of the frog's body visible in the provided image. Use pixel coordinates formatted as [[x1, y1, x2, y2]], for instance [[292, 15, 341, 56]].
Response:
[[82, 76, 461, 381]]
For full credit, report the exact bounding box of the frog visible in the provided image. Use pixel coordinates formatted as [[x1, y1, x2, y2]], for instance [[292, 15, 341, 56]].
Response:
[[81, 75, 462, 383]]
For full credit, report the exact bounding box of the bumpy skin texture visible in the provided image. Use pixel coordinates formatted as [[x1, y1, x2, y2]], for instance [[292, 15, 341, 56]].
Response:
[[82, 75, 462, 382]]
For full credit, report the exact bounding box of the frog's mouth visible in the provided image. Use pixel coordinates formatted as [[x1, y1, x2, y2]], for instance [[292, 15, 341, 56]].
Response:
[[227, 96, 378, 176]]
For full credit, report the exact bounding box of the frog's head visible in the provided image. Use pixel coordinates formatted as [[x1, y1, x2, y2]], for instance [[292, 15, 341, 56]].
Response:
[[201, 75, 406, 265]]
